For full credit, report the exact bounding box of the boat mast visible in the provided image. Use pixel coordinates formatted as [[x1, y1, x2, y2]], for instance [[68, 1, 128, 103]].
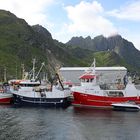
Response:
[[21, 64, 25, 80], [4, 67, 7, 82], [32, 58, 36, 81], [35, 62, 45, 80], [91, 58, 96, 85], [89, 58, 96, 72], [15, 64, 18, 79], [55, 73, 64, 90]]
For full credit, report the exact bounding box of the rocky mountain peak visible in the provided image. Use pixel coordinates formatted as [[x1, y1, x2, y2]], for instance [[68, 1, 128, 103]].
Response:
[[32, 24, 52, 39]]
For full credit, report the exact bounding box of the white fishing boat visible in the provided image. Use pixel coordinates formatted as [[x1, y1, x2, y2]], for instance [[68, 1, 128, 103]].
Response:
[[10, 59, 71, 107]]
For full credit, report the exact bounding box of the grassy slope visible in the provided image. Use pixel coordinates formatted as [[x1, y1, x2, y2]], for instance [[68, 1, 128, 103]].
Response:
[[0, 10, 87, 80], [0, 10, 139, 81]]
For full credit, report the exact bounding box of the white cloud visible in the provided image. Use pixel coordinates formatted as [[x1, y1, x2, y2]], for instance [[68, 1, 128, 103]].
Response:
[[64, 1, 117, 36], [127, 35, 140, 50], [0, 0, 54, 26], [109, 1, 140, 21]]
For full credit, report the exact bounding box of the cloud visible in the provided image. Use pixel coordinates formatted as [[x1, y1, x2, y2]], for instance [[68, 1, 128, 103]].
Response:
[[109, 1, 140, 21], [127, 34, 140, 50], [64, 1, 117, 36], [0, 0, 54, 26]]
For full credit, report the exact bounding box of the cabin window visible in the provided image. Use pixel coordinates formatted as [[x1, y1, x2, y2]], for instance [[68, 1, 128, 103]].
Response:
[[90, 78, 94, 82], [107, 91, 124, 97], [19, 84, 40, 87], [81, 79, 85, 82]]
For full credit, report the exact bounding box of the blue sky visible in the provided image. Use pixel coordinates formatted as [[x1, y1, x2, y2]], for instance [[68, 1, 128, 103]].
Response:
[[0, 0, 140, 50]]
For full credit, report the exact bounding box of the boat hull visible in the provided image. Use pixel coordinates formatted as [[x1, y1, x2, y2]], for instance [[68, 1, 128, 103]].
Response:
[[13, 94, 71, 108], [0, 93, 13, 104], [72, 92, 140, 108], [112, 105, 140, 111]]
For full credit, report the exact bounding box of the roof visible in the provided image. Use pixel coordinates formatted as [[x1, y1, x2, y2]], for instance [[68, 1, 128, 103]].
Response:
[[60, 67, 127, 71], [79, 73, 96, 79], [20, 80, 40, 84], [63, 81, 73, 85], [9, 79, 23, 84]]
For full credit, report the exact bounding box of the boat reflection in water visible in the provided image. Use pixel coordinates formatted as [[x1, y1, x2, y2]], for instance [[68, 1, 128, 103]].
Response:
[[0, 105, 140, 140]]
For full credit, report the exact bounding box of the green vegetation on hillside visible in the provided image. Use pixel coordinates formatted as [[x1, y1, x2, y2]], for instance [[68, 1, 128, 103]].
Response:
[[0, 10, 85, 80], [0, 10, 140, 81]]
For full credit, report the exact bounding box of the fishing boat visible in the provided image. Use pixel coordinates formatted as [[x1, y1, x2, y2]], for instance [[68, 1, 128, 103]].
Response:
[[10, 59, 71, 107], [0, 68, 13, 104], [112, 101, 140, 111], [0, 92, 13, 104], [0, 83, 13, 104], [71, 59, 140, 108]]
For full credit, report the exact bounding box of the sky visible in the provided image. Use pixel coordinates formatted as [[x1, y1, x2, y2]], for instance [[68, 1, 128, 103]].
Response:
[[0, 0, 140, 50]]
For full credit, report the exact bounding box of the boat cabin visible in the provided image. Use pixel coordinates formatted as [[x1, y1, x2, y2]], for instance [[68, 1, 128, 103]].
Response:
[[79, 72, 97, 86], [107, 91, 124, 97], [19, 80, 40, 87]]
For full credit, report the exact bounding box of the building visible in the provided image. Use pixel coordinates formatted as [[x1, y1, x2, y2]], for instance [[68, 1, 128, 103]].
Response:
[[59, 67, 127, 85]]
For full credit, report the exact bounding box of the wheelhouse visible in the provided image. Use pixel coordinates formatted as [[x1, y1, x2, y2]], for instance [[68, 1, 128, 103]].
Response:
[[19, 80, 40, 87]]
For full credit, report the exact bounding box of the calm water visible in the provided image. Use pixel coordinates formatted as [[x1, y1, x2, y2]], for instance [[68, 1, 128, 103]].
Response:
[[0, 105, 140, 140]]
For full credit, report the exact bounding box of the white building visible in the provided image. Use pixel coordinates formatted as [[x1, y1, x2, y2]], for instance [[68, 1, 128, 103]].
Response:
[[59, 67, 127, 85]]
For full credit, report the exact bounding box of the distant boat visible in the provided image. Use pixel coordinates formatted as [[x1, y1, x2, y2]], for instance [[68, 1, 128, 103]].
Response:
[[112, 101, 140, 111], [71, 59, 140, 108], [0, 92, 13, 104], [0, 67, 13, 104], [10, 59, 71, 107], [0, 84, 13, 104]]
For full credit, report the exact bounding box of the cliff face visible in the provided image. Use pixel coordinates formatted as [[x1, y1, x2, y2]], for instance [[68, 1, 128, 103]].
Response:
[[67, 35, 140, 70], [0, 9, 140, 80], [0, 10, 84, 79]]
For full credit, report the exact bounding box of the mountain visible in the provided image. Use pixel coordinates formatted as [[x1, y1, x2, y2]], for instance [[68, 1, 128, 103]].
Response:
[[67, 35, 140, 71], [0, 10, 140, 80], [0, 10, 85, 80]]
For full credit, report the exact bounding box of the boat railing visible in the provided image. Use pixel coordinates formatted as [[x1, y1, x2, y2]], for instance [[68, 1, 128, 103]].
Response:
[[33, 85, 53, 92], [0, 85, 11, 93], [13, 85, 20, 91], [100, 83, 125, 90]]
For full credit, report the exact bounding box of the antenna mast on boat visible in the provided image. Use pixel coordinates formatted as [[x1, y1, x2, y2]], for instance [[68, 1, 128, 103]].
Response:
[[87, 58, 96, 73], [89, 58, 96, 72], [90, 58, 96, 85]]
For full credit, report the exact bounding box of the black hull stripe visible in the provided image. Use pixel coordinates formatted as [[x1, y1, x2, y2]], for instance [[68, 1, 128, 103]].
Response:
[[13, 94, 71, 107]]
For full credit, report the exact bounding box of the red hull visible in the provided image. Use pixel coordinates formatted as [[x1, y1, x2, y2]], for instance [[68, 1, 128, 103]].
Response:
[[72, 92, 140, 108], [0, 97, 13, 104]]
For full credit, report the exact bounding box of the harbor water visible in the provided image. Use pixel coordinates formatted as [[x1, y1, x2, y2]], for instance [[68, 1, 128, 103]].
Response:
[[0, 105, 140, 140]]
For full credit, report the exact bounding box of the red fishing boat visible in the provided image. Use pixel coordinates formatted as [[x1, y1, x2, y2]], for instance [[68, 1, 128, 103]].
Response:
[[0, 85, 13, 104], [71, 60, 140, 108], [0, 93, 13, 104]]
